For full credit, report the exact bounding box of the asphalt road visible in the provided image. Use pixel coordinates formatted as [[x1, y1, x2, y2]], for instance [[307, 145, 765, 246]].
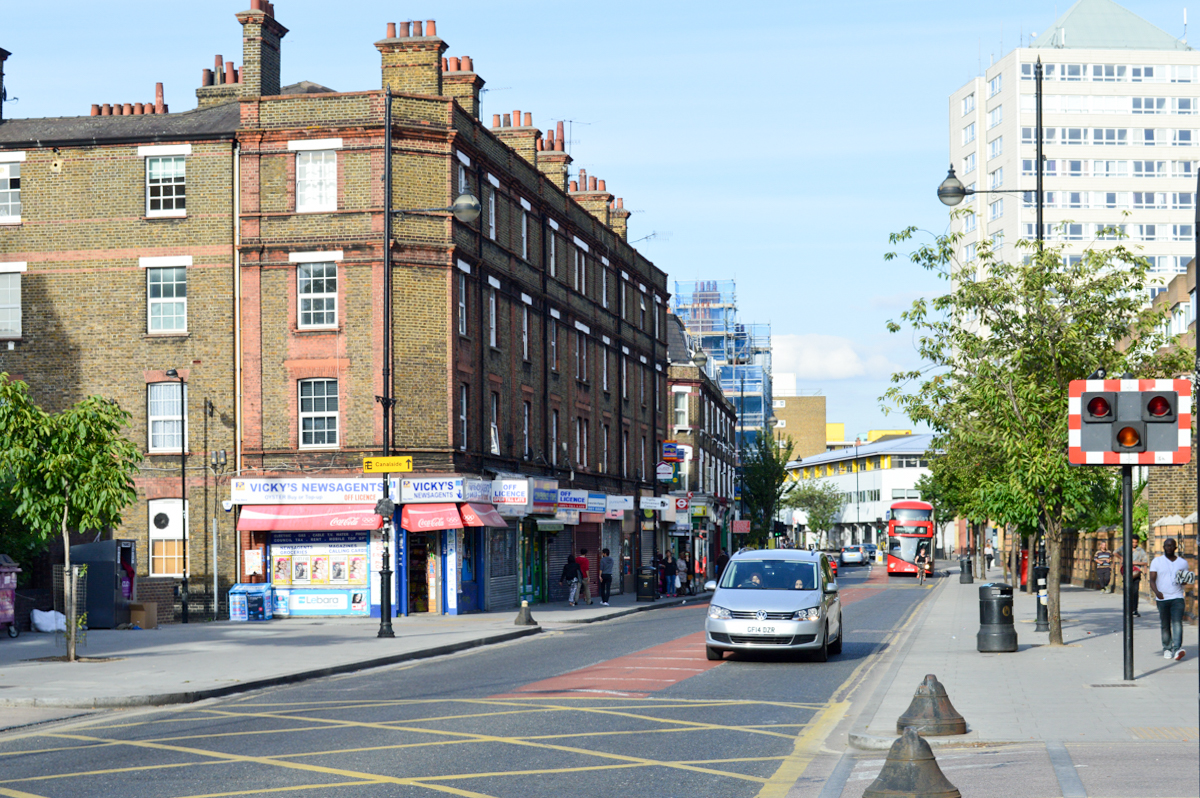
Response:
[[0, 564, 930, 798]]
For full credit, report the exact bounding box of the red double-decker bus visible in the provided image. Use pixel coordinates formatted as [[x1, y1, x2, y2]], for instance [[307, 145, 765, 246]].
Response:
[[887, 500, 935, 576]]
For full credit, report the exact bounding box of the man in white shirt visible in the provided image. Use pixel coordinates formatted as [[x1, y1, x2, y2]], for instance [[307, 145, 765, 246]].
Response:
[[1149, 538, 1191, 661]]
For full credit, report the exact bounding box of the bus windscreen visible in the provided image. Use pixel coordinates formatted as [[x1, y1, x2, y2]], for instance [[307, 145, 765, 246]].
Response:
[[892, 509, 932, 522]]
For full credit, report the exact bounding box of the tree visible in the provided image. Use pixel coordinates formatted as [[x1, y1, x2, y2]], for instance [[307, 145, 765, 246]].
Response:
[[741, 431, 796, 547], [883, 226, 1189, 645], [0, 375, 141, 661], [786, 480, 847, 549]]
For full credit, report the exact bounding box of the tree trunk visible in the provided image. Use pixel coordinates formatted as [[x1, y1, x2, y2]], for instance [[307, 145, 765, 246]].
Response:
[[61, 500, 75, 663], [1008, 530, 1018, 585], [1045, 516, 1064, 645]]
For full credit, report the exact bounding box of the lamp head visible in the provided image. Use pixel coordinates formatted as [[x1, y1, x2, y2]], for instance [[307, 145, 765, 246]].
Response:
[[450, 193, 482, 223], [937, 165, 967, 207], [692, 347, 708, 369], [165, 368, 179, 379]]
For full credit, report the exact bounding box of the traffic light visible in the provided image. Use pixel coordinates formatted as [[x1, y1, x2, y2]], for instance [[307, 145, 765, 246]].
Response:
[[1069, 379, 1191, 465]]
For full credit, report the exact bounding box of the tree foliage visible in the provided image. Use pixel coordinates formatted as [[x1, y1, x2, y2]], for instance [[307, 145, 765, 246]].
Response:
[[0, 374, 141, 660], [786, 480, 847, 548], [741, 431, 796, 546], [883, 225, 1191, 644]]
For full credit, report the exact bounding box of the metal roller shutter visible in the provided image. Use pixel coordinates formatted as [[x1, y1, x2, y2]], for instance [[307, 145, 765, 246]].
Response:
[[486, 523, 519, 612], [576, 523, 601, 597], [547, 528, 576, 603]]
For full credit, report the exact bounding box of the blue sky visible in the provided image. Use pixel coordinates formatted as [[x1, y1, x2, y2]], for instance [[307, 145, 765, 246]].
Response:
[[2, 1, 1191, 437]]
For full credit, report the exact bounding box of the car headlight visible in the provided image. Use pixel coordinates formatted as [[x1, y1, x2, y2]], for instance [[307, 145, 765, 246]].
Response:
[[707, 605, 731, 620], [792, 607, 821, 621]]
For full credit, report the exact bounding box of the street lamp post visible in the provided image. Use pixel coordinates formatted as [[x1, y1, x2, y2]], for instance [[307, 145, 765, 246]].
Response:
[[376, 86, 482, 635], [165, 368, 188, 624], [208, 445, 226, 622]]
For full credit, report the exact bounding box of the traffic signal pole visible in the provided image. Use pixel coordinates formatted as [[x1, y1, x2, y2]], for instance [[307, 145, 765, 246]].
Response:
[[1121, 464, 1134, 681]]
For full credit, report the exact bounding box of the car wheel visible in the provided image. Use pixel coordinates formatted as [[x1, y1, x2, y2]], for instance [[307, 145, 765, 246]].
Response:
[[828, 615, 843, 655], [6, 625, 16, 638], [706, 646, 724, 661], [813, 625, 829, 662]]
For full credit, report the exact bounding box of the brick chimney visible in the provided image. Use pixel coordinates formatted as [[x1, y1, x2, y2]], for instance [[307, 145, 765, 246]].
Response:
[[236, 0, 288, 98], [443, 55, 483, 118], [493, 109, 541, 165], [609, 197, 631, 241], [571, 173, 613, 226], [375, 20, 446, 95], [196, 53, 242, 108], [0, 47, 9, 122], [536, 120, 572, 192]]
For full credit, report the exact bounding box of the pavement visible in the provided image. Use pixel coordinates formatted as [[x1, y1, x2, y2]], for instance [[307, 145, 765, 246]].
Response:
[[847, 565, 1199, 749], [0, 587, 706, 720]]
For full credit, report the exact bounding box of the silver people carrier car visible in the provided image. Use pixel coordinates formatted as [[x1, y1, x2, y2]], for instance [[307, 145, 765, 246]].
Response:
[[704, 549, 842, 661]]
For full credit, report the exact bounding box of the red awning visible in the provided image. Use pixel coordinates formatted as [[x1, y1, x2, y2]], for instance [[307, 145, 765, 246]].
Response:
[[237, 504, 383, 532], [460, 503, 507, 527], [401, 503, 463, 532]]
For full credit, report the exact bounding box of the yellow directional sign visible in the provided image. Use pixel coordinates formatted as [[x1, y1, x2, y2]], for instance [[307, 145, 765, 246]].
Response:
[[363, 456, 413, 474]]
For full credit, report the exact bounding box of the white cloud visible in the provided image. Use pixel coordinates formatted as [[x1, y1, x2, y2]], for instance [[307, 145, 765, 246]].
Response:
[[773, 334, 899, 381]]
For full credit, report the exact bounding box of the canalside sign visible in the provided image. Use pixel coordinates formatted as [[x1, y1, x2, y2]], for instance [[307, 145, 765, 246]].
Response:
[[362, 456, 414, 474]]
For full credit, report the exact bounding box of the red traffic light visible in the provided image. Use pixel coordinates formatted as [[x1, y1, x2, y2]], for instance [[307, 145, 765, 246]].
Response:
[[1116, 426, 1141, 448], [1146, 395, 1171, 417], [1087, 396, 1112, 418]]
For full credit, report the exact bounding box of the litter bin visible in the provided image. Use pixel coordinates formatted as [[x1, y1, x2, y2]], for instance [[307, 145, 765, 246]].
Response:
[[977, 582, 1018, 652], [959, 555, 974, 584], [229, 584, 274, 622], [0, 554, 21, 638], [636, 566, 658, 602]]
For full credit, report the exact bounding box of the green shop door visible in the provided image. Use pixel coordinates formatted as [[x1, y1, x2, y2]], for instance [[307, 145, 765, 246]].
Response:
[[519, 520, 544, 604]]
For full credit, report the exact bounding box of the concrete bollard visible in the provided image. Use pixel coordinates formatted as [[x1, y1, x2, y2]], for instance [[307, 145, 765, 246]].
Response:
[[514, 600, 537, 626], [896, 674, 967, 736], [862, 726, 961, 798]]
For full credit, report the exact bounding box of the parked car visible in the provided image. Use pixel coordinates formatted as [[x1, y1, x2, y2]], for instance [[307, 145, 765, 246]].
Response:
[[841, 545, 866, 566], [703, 549, 843, 661]]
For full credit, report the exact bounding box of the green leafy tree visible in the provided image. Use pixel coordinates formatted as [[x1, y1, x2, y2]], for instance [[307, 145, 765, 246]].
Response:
[[883, 226, 1190, 645], [786, 480, 847, 549], [741, 431, 796, 547], [0, 375, 141, 661]]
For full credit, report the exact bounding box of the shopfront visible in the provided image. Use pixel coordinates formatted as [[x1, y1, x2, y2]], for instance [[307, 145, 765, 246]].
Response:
[[492, 477, 558, 606], [231, 478, 387, 618]]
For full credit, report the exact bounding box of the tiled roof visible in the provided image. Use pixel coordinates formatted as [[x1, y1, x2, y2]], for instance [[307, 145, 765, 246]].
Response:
[[667, 315, 693, 364], [0, 102, 240, 148], [1031, 0, 1191, 51], [787, 433, 935, 469]]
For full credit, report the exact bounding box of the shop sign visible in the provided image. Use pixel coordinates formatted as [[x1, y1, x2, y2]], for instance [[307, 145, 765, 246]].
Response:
[[606, 495, 634, 511], [662, 441, 682, 462], [531, 479, 559, 514], [555, 508, 581, 525], [732, 520, 751, 535], [656, 461, 675, 482], [691, 504, 708, 518], [558, 489, 588, 510], [462, 479, 492, 503], [491, 479, 529, 506], [400, 477, 464, 503], [586, 492, 608, 513], [605, 508, 624, 520], [285, 590, 369, 616], [640, 496, 670, 510], [231, 477, 384, 505], [674, 497, 689, 513]]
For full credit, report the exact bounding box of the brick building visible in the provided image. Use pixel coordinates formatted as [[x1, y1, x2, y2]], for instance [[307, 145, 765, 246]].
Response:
[[0, 3, 669, 620], [665, 314, 737, 577]]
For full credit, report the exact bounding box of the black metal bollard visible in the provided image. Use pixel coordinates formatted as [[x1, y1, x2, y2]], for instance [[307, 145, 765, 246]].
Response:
[[977, 582, 1018, 652], [1033, 565, 1050, 632], [958, 555, 973, 584], [636, 566, 658, 602]]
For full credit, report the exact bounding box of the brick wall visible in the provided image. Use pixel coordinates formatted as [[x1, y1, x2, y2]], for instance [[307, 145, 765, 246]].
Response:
[[135, 577, 180, 625]]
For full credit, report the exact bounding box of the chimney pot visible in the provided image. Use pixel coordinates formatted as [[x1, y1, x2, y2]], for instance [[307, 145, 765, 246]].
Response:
[[101, 103, 112, 115], [134, 102, 144, 115], [556, 120, 564, 139], [513, 110, 521, 126], [224, 61, 236, 85], [234, 67, 240, 83], [90, 104, 100, 116], [523, 112, 532, 127], [448, 56, 460, 71], [617, 198, 624, 208], [399, 21, 411, 37], [123, 103, 133, 115], [492, 114, 501, 128], [442, 57, 448, 71], [386, 22, 396, 38], [569, 180, 578, 192], [215, 54, 223, 72], [264, 1, 273, 17], [579, 168, 587, 181], [202, 69, 213, 87], [537, 139, 544, 151], [589, 176, 597, 191], [426, 20, 436, 36], [462, 55, 473, 71], [554, 137, 563, 152], [155, 82, 165, 114], [413, 20, 424, 36], [502, 113, 512, 127], [546, 129, 555, 143], [598, 179, 606, 191], [250, 0, 262, 9]]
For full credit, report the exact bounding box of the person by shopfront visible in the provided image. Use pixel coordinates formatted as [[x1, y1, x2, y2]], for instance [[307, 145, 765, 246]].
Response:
[[598, 548, 614, 606]]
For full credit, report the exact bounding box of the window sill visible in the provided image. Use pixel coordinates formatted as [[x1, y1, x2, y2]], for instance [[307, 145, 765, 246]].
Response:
[[296, 207, 339, 214], [144, 332, 190, 339], [145, 212, 187, 221], [299, 446, 341, 452], [0, 218, 21, 226], [147, 451, 195, 457], [294, 326, 340, 334], [489, 346, 502, 354]]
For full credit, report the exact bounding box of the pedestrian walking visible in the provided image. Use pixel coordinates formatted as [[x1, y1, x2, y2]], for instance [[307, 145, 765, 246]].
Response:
[[560, 554, 581, 606], [577, 549, 593, 605], [915, 546, 930, 586], [663, 553, 678, 597], [598, 548, 614, 606], [1149, 537, 1193, 661], [984, 542, 994, 571], [1130, 538, 1148, 617], [676, 553, 689, 595], [1094, 541, 1113, 593], [715, 549, 729, 581]]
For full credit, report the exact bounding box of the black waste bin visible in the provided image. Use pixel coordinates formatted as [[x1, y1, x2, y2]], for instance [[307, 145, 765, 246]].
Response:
[[977, 582, 1018, 652], [636, 566, 658, 602], [959, 555, 973, 584]]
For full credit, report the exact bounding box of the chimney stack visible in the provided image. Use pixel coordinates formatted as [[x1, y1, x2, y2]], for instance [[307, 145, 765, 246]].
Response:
[[376, 19, 446, 95], [572, 168, 615, 226], [610, 197, 631, 241], [0, 48, 9, 123], [536, 119, 573, 190], [154, 82, 165, 114], [494, 108, 541, 164], [236, 2, 289, 98], [443, 53, 483, 117]]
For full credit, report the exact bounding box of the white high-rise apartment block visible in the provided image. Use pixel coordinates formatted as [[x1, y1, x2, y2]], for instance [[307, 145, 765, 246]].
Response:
[[949, 0, 1197, 293]]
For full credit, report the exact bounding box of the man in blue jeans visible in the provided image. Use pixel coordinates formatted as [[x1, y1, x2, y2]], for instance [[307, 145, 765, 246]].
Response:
[[1149, 538, 1191, 661]]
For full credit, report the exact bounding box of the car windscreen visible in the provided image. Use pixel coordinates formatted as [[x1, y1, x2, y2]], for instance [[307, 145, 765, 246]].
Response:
[[718, 560, 818, 590]]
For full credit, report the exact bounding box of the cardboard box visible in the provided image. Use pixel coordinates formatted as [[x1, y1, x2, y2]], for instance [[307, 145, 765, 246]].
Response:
[[129, 602, 157, 629]]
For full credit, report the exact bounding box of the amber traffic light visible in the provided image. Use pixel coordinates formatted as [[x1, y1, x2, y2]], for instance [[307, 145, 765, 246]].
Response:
[[1115, 426, 1143, 450]]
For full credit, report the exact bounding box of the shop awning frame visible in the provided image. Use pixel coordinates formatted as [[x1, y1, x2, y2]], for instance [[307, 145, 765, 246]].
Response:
[[401, 503, 464, 533], [460, 503, 508, 527], [237, 504, 383, 532]]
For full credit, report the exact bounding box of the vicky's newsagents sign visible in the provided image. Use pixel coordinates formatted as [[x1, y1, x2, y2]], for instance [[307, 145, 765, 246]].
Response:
[[401, 478, 464, 503], [231, 478, 384, 505]]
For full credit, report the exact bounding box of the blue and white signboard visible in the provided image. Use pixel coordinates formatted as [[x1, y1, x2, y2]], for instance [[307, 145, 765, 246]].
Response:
[[607, 495, 635, 511], [401, 478, 465, 503], [558, 489, 588, 510], [463, 479, 492, 503], [230, 477, 384, 505], [586, 493, 608, 513]]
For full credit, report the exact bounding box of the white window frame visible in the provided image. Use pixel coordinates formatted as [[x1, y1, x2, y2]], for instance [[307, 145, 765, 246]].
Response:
[[575, 331, 588, 381], [299, 378, 339, 449], [489, 287, 498, 347], [296, 261, 338, 329], [142, 255, 191, 334], [523, 401, 531, 459], [549, 232, 557, 278], [522, 305, 530, 360], [551, 410, 559, 466], [602, 347, 609, 391], [622, 430, 629, 477], [0, 263, 26, 338], [487, 188, 496, 240], [458, 273, 468, 336], [142, 144, 190, 218], [148, 381, 188, 453], [0, 151, 25, 225], [988, 73, 1002, 97], [490, 392, 501, 455], [962, 122, 976, 144], [521, 210, 528, 260], [148, 498, 187, 577], [674, 391, 689, 429], [622, 356, 628, 399], [602, 424, 610, 473], [550, 321, 558, 371], [459, 385, 469, 450], [295, 150, 338, 213], [962, 92, 975, 115]]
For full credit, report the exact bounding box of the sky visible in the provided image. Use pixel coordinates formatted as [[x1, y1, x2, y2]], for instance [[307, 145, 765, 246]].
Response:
[[2, 0, 1192, 438]]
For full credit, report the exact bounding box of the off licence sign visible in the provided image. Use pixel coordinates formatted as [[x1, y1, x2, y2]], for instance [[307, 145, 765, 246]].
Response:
[[362, 456, 414, 474]]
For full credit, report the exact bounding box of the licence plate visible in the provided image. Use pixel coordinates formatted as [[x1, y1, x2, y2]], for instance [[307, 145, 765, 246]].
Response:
[[746, 626, 775, 634]]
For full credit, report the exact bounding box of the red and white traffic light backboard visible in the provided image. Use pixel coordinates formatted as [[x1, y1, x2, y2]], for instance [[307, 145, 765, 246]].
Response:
[[1068, 378, 1192, 465]]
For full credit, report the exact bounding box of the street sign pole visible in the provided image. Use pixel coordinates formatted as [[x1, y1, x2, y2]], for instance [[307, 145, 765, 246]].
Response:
[[1122, 464, 1134, 681]]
